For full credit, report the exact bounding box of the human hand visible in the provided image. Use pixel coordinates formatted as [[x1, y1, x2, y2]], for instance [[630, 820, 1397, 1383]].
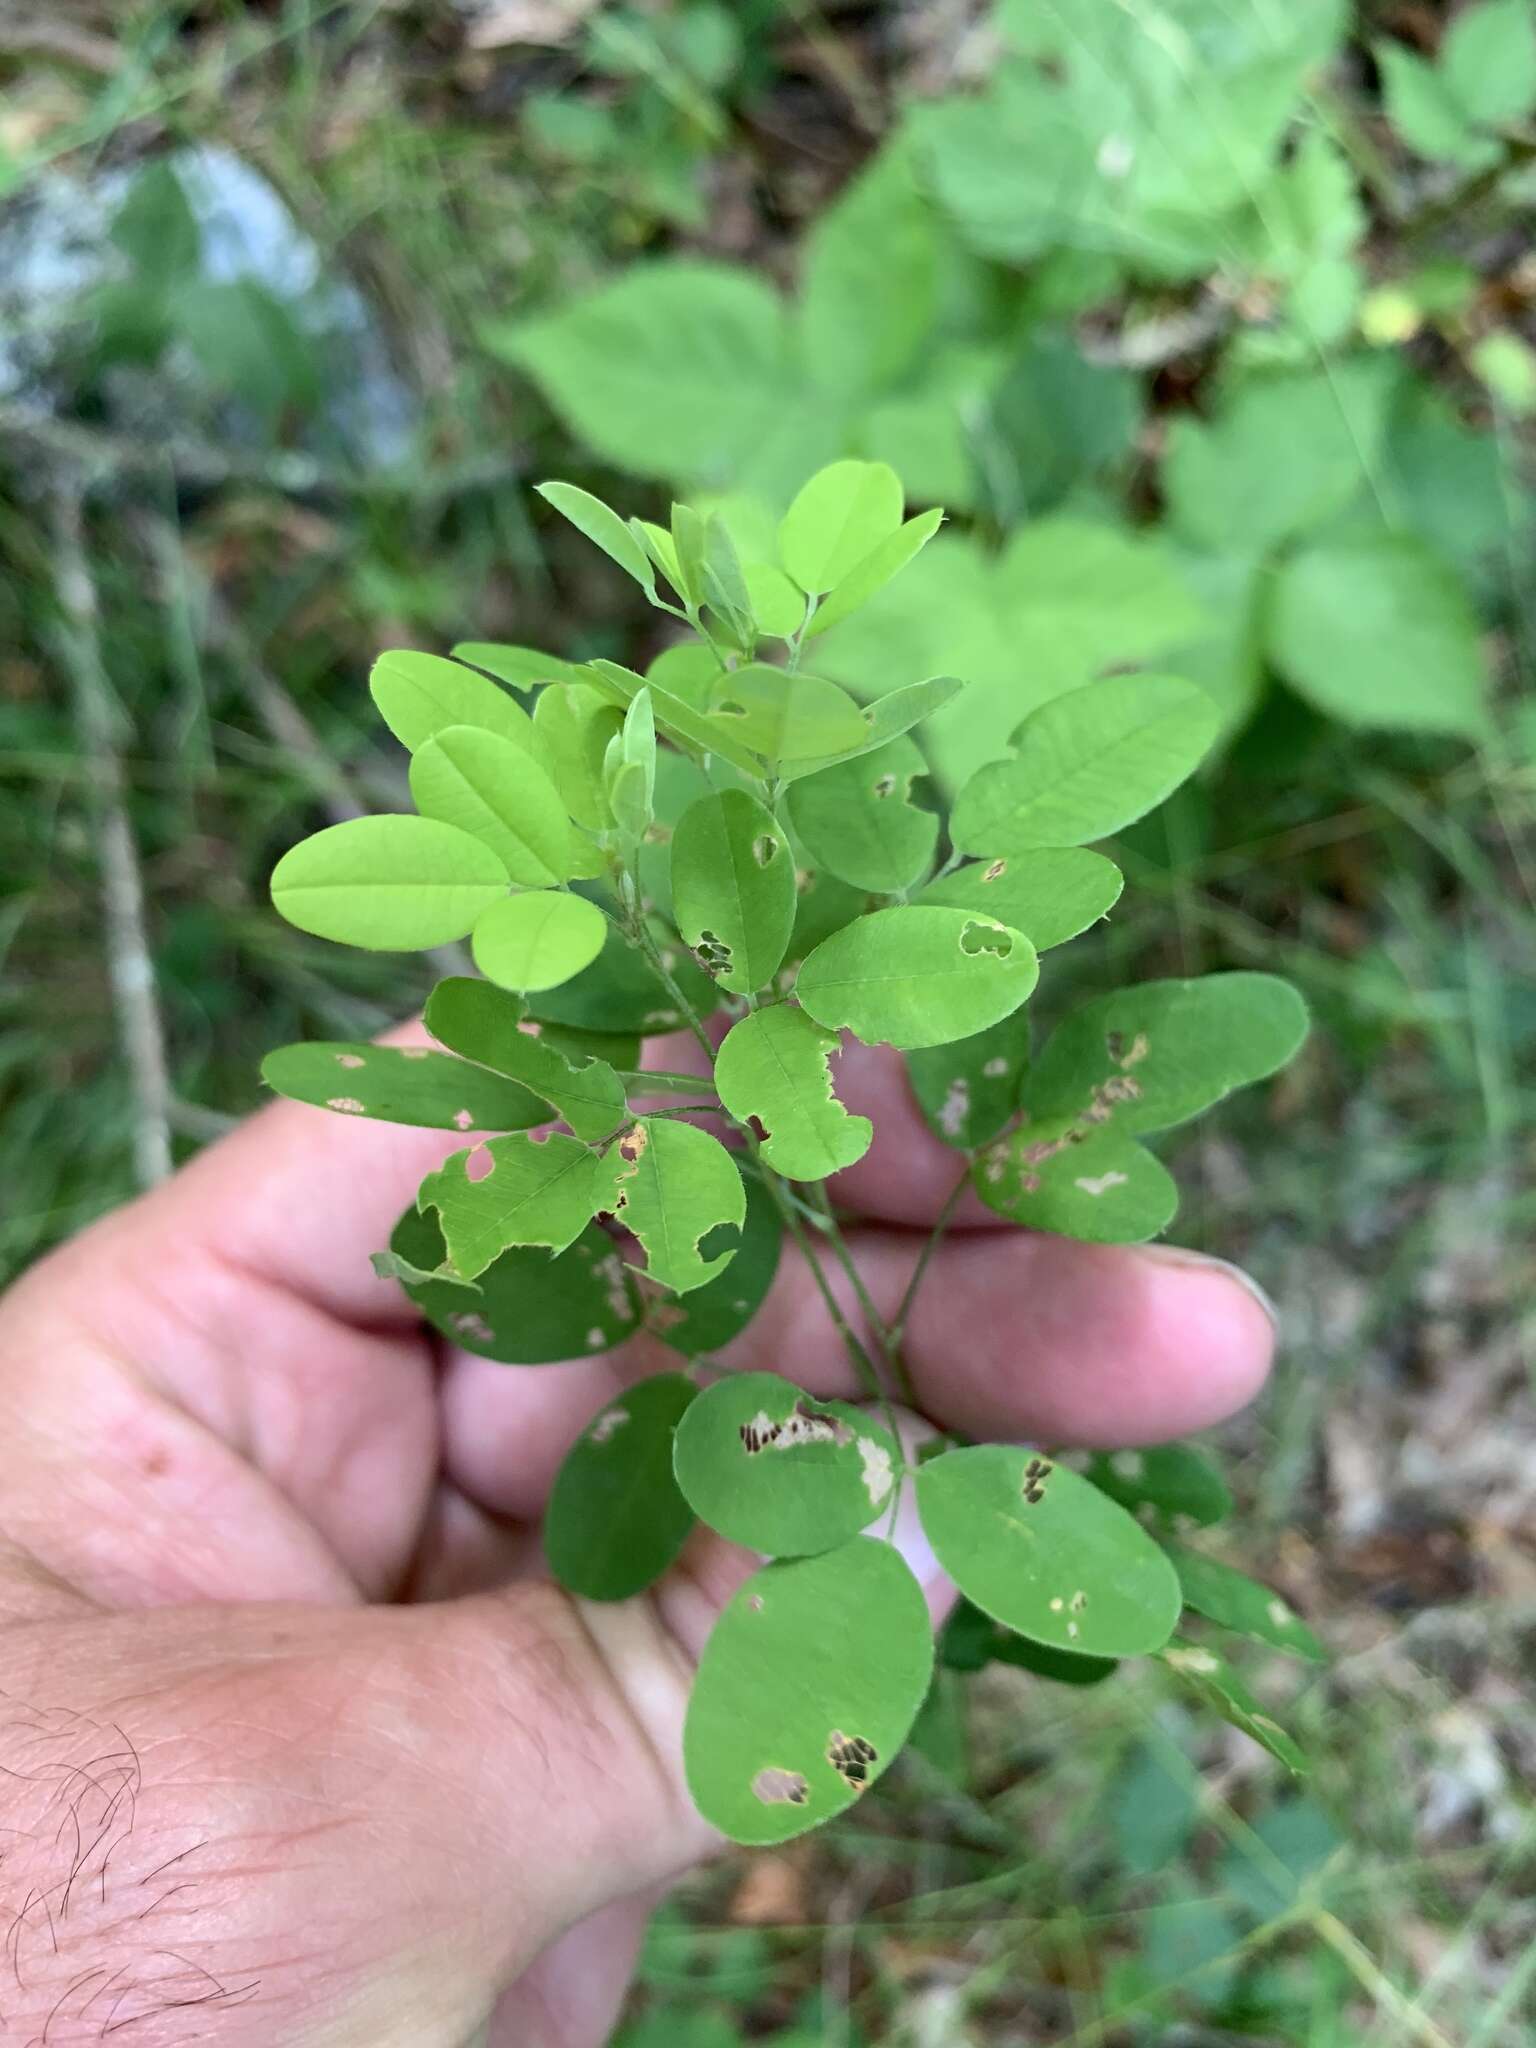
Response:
[[0, 1033, 1273, 2047]]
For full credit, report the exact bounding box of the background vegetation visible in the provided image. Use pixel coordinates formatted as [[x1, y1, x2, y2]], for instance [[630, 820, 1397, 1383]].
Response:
[[1, 2, 1532, 2041]]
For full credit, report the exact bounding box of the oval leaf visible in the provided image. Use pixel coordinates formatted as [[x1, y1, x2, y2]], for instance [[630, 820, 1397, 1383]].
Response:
[[805, 507, 945, 638], [788, 735, 938, 894], [778, 460, 904, 595], [423, 977, 626, 1141], [527, 922, 714, 1036], [974, 1121, 1178, 1243], [916, 1445, 1182, 1658], [545, 1374, 697, 1601], [674, 1372, 899, 1556], [920, 848, 1124, 952], [270, 815, 508, 950], [778, 673, 965, 782], [537, 479, 657, 597], [533, 683, 624, 829], [715, 1006, 871, 1181], [472, 890, 607, 992], [1084, 1444, 1233, 1530], [905, 1012, 1030, 1150], [649, 1173, 783, 1358], [387, 1204, 640, 1362], [684, 1538, 934, 1845], [371, 649, 536, 753], [410, 725, 576, 885], [419, 1130, 600, 1279], [603, 1117, 746, 1295], [262, 1040, 544, 1133], [450, 640, 586, 691], [671, 790, 795, 996], [704, 664, 871, 763], [950, 674, 1220, 854], [796, 905, 1038, 1052], [1162, 1542, 1325, 1662]]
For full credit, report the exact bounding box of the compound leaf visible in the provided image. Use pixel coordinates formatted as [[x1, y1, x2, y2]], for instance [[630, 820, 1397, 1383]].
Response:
[[715, 1005, 872, 1181], [423, 976, 626, 1140], [919, 848, 1123, 951], [262, 1040, 544, 1133], [409, 725, 577, 885], [788, 736, 938, 894], [387, 1204, 640, 1362], [684, 1537, 933, 1845], [471, 890, 607, 992], [779, 460, 905, 595], [951, 674, 1219, 854], [671, 790, 795, 995], [270, 815, 509, 950], [673, 1371, 898, 1556], [796, 905, 1038, 1051], [545, 1374, 698, 1600], [916, 1445, 1182, 1658], [419, 1130, 600, 1279], [603, 1117, 747, 1295]]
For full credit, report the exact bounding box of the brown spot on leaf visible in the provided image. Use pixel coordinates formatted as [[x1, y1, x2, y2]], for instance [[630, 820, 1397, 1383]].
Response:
[[740, 1401, 854, 1455], [1022, 1456, 1055, 1505], [983, 858, 1008, 881], [752, 1767, 809, 1806], [827, 1731, 877, 1788]]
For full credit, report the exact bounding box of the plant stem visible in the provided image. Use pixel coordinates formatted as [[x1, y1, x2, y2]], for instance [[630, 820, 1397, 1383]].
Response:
[[750, 1150, 888, 1406], [891, 1164, 972, 1346], [810, 1183, 919, 1408]]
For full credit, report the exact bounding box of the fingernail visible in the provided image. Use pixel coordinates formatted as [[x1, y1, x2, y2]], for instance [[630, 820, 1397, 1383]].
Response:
[[1135, 1243, 1280, 1334]]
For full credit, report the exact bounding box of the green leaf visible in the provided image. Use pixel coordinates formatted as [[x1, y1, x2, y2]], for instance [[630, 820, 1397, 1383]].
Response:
[[796, 905, 1038, 1052], [939, 1598, 1116, 1683], [673, 1371, 899, 1556], [805, 508, 945, 639], [539, 1021, 640, 1070], [1163, 1542, 1325, 1662], [545, 1374, 698, 1600], [604, 1117, 747, 1294], [950, 676, 1219, 856], [584, 659, 766, 779], [387, 1203, 640, 1361], [798, 140, 942, 396], [777, 675, 964, 782], [701, 514, 754, 642], [606, 687, 657, 842], [1159, 1640, 1308, 1774], [493, 262, 795, 485], [419, 1131, 601, 1279], [916, 1446, 1182, 1658], [671, 790, 795, 995], [270, 815, 509, 950], [409, 725, 577, 886], [423, 977, 626, 1140], [704, 664, 871, 764], [920, 849, 1123, 952], [1265, 533, 1488, 738], [471, 890, 607, 992], [1085, 1444, 1233, 1530], [1441, 0, 1536, 128], [905, 1012, 1030, 1150], [788, 737, 938, 894], [778, 461, 905, 596], [532, 682, 625, 829], [450, 641, 586, 691], [370, 649, 538, 754], [976, 1125, 1177, 1242], [650, 1172, 783, 1358], [537, 480, 657, 597], [527, 922, 714, 1035], [262, 1040, 543, 1132], [715, 1006, 872, 1180], [742, 560, 805, 639], [1377, 41, 1496, 168], [684, 1538, 933, 1845]]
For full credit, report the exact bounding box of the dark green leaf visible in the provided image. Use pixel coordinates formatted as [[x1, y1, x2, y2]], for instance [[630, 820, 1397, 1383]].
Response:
[[671, 790, 795, 995], [1163, 1541, 1325, 1661], [545, 1374, 698, 1600], [650, 1173, 783, 1358], [262, 1040, 543, 1133], [1085, 1443, 1233, 1529], [788, 737, 938, 894]]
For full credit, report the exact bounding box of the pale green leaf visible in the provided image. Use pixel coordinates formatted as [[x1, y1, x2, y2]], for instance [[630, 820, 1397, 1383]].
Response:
[[1159, 1639, 1308, 1774], [471, 890, 607, 992], [418, 1130, 601, 1279], [684, 1538, 933, 1844], [537, 479, 657, 596], [546, 1374, 698, 1600], [1163, 1542, 1326, 1662], [634, 518, 685, 599], [796, 905, 1038, 1052], [533, 682, 625, 829], [370, 649, 537, 754], [798, 139, 942, 395], [916, 1446, 1182, 1657], [974, 1123, 1178, 1243], [804, 508, 945, 639], [776, 675, 965, 784], [673, 1371, 898, 1556], [951, 675, 1219, 855], [1441, 0, 1536, 129], [451, 641, 586, 691], [1265, 533, 1489, 737], [423, 976, 626, 1140], [715, 1006, 872, 1181], [409, 725, 576, 885], [604, 1117, 747, 1294], [779, 460, 905, 595], [262, 1039, 543, 1133], [650, 1173, 783, 1358], [1085, 1444, 1233, 1530], [584, 658, 765, 779], [905, 1011, 1030, 1150], [704, 664, 870, 764], [671, 789, 795, 995], [387, 1203, 640, 1361], [742, 560, 806, 639], [270, 815, 509, 950], [1377, 41, 1496, 167], [920, 848, 1123, 951], [788, 736, 938, 894]]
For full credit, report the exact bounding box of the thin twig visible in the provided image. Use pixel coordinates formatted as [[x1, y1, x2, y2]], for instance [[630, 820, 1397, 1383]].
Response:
[[890, 1164, 971, 1346], [50, 480, 173, 1187]]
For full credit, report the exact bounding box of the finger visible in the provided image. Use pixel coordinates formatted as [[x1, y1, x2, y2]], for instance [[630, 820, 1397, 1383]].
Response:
[[486, 1893, 659, 2048], [438, 1233, 1274, 1522]]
